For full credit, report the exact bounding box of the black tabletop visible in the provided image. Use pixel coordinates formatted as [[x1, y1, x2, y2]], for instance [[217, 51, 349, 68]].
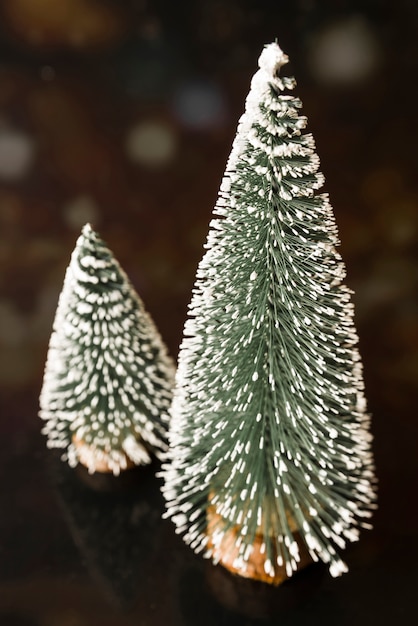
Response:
[[0, 416, 416, 626]]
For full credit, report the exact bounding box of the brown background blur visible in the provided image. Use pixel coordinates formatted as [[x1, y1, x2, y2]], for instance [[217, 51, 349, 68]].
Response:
[[0, 1, 417, 622]]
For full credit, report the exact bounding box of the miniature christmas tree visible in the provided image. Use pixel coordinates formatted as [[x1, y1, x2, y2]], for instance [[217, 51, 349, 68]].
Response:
[[163, 42, 376, 583], [40, 223, 175, 475]]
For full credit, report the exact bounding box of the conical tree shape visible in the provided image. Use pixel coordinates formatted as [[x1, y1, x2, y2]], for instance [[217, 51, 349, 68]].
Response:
[[40, 223, 175, 475], [163, 42, 376, 582]]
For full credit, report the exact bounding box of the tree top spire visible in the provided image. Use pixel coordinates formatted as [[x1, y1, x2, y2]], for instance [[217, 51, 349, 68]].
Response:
[[258, 41, 289, 75], [82, 222, 94, 236]]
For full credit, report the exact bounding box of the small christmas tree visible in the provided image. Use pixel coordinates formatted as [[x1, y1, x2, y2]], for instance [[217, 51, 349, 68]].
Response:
[[163, 42, 376, 583], [40, 223, 175, 475]]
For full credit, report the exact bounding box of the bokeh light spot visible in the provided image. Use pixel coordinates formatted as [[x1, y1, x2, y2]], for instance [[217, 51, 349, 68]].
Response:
[[309, 17, 380, 84], [63, 195, 101, 230], [171, 80, 227, 130], [0, 128, 35, 181], [125, 120, 177, 168]]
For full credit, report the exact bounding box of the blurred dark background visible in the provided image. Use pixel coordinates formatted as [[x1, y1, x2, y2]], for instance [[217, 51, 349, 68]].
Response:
[[0, 1, 417, 625]]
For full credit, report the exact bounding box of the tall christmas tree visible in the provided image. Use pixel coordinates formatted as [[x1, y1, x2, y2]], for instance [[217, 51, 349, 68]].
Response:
[[40, 223, 175, 475], [163, 42, 376, 583]]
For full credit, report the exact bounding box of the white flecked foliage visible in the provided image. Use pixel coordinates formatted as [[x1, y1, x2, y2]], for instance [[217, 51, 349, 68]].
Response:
[[162, 42, 376, 579], [40, 223, 175, 475]]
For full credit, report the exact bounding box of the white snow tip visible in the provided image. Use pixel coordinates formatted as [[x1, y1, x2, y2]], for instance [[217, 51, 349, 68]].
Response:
[[82, 222, 95, 236], [258, 42, 288, 74]]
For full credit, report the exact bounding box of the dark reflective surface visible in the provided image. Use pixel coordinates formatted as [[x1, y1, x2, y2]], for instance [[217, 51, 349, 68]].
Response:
[[1, 1, 417, 624], [1, 422, 417, 625]]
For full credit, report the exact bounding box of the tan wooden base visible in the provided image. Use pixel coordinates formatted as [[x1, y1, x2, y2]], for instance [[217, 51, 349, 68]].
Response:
[[206, 505, 312, 585], [72, 434, 135, 474]]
